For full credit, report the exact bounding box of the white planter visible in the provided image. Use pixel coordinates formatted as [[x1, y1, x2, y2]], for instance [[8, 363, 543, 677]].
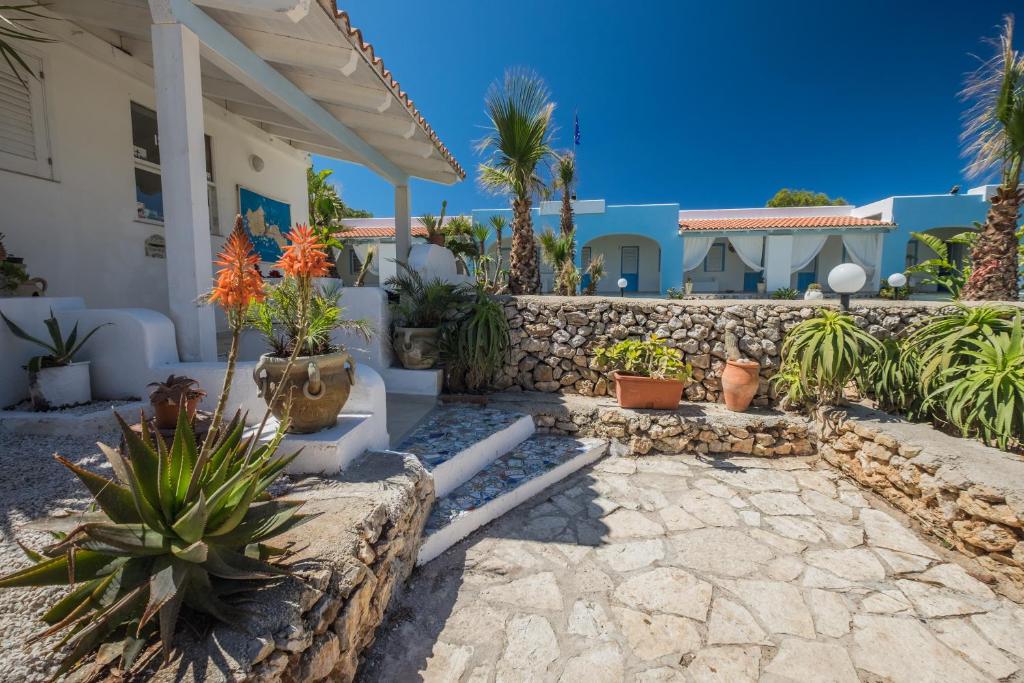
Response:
[[29, 361, 91, 409], [804, 290, 824, 301]]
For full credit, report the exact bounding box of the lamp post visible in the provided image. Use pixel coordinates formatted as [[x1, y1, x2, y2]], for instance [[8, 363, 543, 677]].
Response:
[[828, 263, 866, 312], [617, 277, 628, 298], [887, 272, 908, 301]]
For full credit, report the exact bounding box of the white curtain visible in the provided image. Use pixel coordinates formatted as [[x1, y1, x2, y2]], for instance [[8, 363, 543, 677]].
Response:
[[728, 236, 765, 271], [682, 236, 716, 272], [352, 241, 380, 275], [841, 234, 882, 283], [790, 234, 828, 273]]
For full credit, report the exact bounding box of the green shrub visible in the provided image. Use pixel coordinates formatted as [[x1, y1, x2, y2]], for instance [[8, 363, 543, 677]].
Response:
[[441, 286, 510, 392], [777, 310, 881, 406], [771, 288, 799, 300], [929, 314, 1024, 452], [0, 410, 306, 676], [595, 336, 692, 381], [856, 337, 924, 419]]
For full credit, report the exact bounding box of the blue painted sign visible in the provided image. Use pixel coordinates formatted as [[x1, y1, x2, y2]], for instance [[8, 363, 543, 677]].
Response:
[[238, 186, 291, 262]]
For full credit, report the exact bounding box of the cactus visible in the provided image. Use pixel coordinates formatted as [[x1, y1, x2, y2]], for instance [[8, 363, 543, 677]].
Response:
[[725, 330, 741, 361]]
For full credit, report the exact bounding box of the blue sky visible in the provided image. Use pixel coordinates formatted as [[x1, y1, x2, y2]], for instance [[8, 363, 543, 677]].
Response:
[[316, 1, 1015, 217]]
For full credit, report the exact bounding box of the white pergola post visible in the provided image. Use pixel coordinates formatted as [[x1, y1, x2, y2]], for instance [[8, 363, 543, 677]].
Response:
[[764, 235, 794, 292], [394, 184, 411, 264], [151, 21, 217, 362]]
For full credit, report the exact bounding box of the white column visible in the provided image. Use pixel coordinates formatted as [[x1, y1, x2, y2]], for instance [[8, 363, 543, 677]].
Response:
[[764, 235, 794, 292], [394, 184, 411, 264], [151, 22, 217, 362]]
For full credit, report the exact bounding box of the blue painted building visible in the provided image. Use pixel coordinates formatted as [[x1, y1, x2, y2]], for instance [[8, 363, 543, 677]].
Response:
[[470, 185, 1010, 295]]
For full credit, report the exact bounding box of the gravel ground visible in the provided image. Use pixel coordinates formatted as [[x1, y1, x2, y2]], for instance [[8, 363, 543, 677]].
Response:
[[0, 430, 119, 683], [2, 399, 138, 414]]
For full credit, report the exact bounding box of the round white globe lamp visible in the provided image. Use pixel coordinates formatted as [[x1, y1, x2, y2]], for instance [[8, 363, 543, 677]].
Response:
[[828, 263, 866, 311], [887, 272, 908, 301], [617, 277, 628, 297]]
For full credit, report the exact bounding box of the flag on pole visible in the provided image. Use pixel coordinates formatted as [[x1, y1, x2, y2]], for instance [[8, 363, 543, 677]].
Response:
[[574, 112, 581, 146]]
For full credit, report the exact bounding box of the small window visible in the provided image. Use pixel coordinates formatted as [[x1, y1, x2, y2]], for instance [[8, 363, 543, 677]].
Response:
[[130, 102, 218, 232], [0, 54, 53, 179], [905, 239, 919, 269], [704, 243, 725, 272], [349, 248, 362, 273]]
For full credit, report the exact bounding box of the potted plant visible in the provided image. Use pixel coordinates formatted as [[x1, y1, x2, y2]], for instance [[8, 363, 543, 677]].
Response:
[[684, 277, 694, 296], [248, 224, 370, 433], [804, 283, 824, 300], [595, 336, 693, 409], [147, 374, 206, 428], [756, 276, 767, 295], [1, 309, 108, 410], [421, 200, 448, 247], [385, 261, 465, 369]]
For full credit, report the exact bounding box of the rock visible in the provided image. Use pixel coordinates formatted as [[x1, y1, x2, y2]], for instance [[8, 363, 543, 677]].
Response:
[[952, 520, 1018, 552], [718, 579, 815, 638], [706, 598, 769, 645], [748, 492, 814, 516], [895, 578, 988, 618], [764, 516, 826, 544], [686, 646, 761, 683], [567, 600, 615, 640], [496, 614, 559, 682], [613, 607, 702, 661], [860, 508, 940, 559], [558, 642, 625, 683], [602, 509, 665, 538], [805, 549, 887, 582], [762, 639, 858, 683], [669, 528, 775, 577], [594, 539, 666, 572], [971, 608, 1024, 656], [613, 568, 713, 621], [852, 614, 991, 683], [479, 572, 564, 611], [932, 618, 1019, 679], [806, 588, 851, 638], [419, 641, 473, 683], [658, 505, 705, 531]]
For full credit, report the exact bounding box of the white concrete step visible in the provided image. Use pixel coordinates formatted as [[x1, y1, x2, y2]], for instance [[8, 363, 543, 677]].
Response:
[[417, 435, 608, 565], [396, 404, 535, 498]]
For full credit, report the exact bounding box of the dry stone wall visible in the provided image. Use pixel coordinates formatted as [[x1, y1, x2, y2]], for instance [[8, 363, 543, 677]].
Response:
[[144, 451, 434, 683], [497, 296, 953, 404], [820, 405, 1024, 601]]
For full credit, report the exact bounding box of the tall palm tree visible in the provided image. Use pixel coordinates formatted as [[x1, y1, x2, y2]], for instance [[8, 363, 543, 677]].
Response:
[[555, 152, 577, 266], [477, 69, 556, 294], [960, 15, 1024, 301], [489, 215, 507, 252], [307, 167, 345, 233]]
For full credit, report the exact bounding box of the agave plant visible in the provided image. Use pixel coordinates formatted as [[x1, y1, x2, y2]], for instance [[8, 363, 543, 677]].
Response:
[[856, 337, 925, 419], [778, 310, 882, 406], [1, 309, 109, 372], [440, 285, 511, 392], [904, 304, 1015, 391], [0, 409, 307, 676], [930, 314, 1024, 451]]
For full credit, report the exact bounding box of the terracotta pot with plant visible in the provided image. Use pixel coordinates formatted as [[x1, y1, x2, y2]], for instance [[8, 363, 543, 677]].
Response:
[[385, 261, 465, 369], [595, 336, 693, 410], [248, 224, 370, 434], [720, 331, 760, 411], [147, 374, 206, 428], [1, 309, 108, 410], [804, 283, 824, 300]]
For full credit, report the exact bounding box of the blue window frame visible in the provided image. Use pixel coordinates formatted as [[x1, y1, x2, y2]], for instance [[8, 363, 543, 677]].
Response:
[[704, 243, 725, 272], [905, 239, 919, 269]]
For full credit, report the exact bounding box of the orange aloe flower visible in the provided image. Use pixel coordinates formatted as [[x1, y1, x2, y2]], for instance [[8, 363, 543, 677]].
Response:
[[276, 223, 329, 279], [210, 216, 265, 312]]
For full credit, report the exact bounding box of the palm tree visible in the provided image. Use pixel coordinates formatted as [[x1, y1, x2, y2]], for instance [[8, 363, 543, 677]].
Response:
[[960, 15, 1024, 301], [538, 228, 576, 295], [477, 69, 556, 294], [471, 221, 491, 280], [555, 152, 577, 265], [489, 215, 507, 252]]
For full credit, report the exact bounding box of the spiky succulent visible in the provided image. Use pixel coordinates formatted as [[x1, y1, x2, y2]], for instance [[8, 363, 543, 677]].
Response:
[[0, 409, 308, 678]]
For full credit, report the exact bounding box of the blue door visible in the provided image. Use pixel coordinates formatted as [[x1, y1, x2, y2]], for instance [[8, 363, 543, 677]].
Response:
[[797, 272, 816, 290], [743, 272, 761, 292], [620, 246, 639, 292], [580, 246, 592, 291]]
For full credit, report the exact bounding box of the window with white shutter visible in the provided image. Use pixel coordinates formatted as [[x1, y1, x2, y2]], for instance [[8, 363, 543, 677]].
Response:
[[0, 54, 52, 179]]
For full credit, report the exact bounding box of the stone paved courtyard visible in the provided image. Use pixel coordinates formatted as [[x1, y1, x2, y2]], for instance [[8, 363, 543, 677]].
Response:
[[361, 453, 1024, 682]]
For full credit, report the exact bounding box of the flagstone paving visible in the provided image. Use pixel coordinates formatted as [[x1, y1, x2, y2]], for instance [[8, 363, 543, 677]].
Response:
[[360, 453, 1024, 682]]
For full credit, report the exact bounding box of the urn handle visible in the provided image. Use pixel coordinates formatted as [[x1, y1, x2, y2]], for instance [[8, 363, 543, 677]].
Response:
[[345, 355, 356, 386], [253, 360, 271, 399], [303, 360, 325, 400]]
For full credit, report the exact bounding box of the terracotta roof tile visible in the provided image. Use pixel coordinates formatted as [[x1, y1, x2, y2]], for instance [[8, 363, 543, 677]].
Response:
[[329, 5, 465, 180], [341, 225, 428, 239], [678, 216, 895, 231]]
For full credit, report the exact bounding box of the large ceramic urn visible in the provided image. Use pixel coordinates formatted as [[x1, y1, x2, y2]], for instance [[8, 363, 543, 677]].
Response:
[[393, 327, 440, 369], [253, 349, 355, 433], [721, 359, 760, 412]]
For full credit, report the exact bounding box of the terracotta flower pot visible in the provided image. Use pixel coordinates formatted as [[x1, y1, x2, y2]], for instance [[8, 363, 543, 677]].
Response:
[[721, 359, 760, 412], [612, 372, 686, 410], [253, 350, 356, 433], [152, 396, 201, 430]]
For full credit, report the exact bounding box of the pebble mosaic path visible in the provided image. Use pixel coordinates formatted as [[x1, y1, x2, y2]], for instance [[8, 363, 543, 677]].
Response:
[[362, 453, 1024, 682], [397, 404, 529, 471]]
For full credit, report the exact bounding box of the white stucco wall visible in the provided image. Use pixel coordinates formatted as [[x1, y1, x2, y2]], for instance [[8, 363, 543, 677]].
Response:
[[684, 237, 756, 293], [0, 39, 309, 324], [582, 235, 661, 293]]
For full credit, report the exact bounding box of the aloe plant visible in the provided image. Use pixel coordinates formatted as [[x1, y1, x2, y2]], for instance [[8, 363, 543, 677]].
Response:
[[0, 410, 307, 676], [777, 310, 882, 406], [1, 309, 109, 372], [595, 337, 692, 381], [856, 337, 925, 419], [930, 314, 1024, 451]]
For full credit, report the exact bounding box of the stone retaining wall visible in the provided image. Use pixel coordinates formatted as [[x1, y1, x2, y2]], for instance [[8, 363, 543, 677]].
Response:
[[147, 451, 434, 683], [496, 296, 959, 404], [819, 405, 1024, 601], [480, 392, 816, 458]]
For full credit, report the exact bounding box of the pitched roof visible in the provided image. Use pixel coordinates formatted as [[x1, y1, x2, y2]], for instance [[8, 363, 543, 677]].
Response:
[[678, 216, 895, 232], [341, 225, 428, 239]]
